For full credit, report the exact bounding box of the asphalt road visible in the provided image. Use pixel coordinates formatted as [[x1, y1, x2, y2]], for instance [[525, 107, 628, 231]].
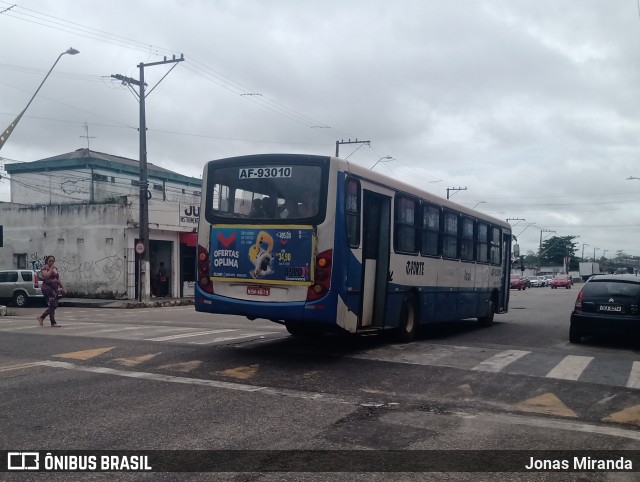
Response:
[[1, 287, 639, 480]]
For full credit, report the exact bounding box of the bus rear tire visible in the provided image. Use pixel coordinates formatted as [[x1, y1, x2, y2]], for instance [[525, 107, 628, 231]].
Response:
[[396, 293, 418, 343], [478, 298, 494, 327]]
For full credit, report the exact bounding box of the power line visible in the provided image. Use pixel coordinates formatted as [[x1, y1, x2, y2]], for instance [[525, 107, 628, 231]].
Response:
[[0, 2, 352, 140]]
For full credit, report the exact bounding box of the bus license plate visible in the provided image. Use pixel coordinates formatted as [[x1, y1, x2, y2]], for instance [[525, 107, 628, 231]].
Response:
[[600, 305, 622, 312], [247, 286, 270, 296]]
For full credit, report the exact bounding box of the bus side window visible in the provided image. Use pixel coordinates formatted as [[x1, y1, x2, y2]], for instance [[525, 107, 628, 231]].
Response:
[[421, 204, 440, 257], [395, 196, 418, 254], [490, 227, 502, 265], [461, 217, 474, 261], [346, 178, 361, 247], [477, 223, 489, 263], [443, 211, 458, 259]]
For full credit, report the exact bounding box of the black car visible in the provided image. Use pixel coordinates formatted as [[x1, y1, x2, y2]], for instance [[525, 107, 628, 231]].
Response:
[[570, 274, 640, 343]]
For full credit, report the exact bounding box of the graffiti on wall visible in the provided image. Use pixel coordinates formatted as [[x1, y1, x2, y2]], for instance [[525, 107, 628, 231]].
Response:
[[29, 253, 45, 271], [28, 252, 124, 283], [59, 255, 124, 282]]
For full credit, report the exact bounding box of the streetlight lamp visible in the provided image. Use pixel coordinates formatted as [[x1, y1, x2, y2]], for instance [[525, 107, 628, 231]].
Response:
[[0, 48, 80, 151], [370, 156, 393, 170]]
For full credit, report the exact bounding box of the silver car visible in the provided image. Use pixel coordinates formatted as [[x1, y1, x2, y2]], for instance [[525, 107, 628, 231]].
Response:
[[0, 270, 45, 307]]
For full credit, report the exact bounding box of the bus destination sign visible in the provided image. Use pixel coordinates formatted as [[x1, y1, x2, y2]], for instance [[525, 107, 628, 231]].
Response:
[[238, 167, 292, 179]]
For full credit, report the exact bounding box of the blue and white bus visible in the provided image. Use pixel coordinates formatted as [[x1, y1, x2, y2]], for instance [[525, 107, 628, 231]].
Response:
[[195, 154, 512, 341]]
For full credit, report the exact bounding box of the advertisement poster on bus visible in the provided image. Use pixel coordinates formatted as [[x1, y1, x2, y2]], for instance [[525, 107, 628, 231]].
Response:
[[209, 225, 314, 285]]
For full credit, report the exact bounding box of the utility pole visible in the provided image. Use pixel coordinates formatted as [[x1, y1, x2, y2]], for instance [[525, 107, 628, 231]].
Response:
[[111, 54, 184, 301], [335, 139, 370, 157], [446, 187, 467, 199]]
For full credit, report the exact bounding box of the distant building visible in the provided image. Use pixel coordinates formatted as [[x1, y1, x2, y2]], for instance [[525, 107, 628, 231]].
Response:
[[0, 149, 201, 299]]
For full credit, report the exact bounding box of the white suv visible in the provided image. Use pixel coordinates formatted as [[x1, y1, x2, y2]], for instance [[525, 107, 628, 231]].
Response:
[[0, 270, 45, 307]]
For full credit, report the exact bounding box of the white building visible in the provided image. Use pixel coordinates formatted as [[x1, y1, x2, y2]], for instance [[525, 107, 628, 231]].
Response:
[[0, 148, 201, 299]]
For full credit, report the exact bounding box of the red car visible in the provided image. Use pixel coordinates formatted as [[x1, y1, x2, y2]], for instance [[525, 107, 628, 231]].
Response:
[[510, 274, 527, 290], [550, 275, 573, 289]]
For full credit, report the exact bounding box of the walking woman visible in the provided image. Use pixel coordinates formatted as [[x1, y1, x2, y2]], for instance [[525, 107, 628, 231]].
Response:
[[37, 255, 65, 327]]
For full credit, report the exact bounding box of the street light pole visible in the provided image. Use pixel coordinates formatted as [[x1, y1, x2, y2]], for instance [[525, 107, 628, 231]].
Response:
[[0, 48, 79, 150], [581, 243, 589, 261]]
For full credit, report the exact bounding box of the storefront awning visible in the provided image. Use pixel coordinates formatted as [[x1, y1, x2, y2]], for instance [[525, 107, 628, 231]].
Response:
[[180, 231, 197, 247]]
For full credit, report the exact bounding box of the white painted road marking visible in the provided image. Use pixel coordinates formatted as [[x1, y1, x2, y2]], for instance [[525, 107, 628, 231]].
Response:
[[471, 350, 530, 372], [546, 355, 593, 381], [28, 360, 640, 441], [627, 361, 640, 389], [145, 329, 237, 342], [34, 360, 354, 404], [190, 332, 280, 344]]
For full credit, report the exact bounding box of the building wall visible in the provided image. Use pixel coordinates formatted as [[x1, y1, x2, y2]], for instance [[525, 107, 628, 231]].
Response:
[[0, 202, 132, 298], [1, 200, 196, 299], [10, 169, 201, 206], [2, 155, 201, 299]]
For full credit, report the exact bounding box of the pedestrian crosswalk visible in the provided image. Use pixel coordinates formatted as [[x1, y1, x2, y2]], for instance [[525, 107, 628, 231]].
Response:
[[545, 355, 592, 381], [2, 314, 640, 391], [348, 343, 640, 390], [0, 316, 284, 346]]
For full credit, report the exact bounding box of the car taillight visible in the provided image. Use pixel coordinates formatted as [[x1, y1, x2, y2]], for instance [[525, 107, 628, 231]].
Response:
[[34, 273, 39, 288], [574, 290, 583, 312], [307, 249, 332, 301], [197, 244, 213, 294]]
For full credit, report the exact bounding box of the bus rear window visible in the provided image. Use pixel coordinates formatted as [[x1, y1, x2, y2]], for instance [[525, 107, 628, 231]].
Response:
[[206, 163, 324, 221]]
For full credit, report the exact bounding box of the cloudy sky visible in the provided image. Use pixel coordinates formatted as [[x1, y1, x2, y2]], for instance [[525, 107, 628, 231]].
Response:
[[2, 0, 640, 259]]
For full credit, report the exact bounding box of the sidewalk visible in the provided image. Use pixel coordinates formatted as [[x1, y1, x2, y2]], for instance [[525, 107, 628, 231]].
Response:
[[58, 297, 195, 309], [0, 298, 194, 315]]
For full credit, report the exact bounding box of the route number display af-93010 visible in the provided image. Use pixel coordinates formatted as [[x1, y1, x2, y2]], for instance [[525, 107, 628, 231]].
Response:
[[238, 167, 292, 179]]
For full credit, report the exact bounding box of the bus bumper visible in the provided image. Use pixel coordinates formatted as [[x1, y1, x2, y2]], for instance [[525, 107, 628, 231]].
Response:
[[194, 285, 339, 325]]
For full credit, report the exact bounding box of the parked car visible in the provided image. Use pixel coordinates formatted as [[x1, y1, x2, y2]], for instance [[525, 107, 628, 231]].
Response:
[[0, 269, 44, 307], [510, 274, 527, 290], [530, 276, 547, 288], [570, 274, 640, 343], [550, 275, 572, 289]]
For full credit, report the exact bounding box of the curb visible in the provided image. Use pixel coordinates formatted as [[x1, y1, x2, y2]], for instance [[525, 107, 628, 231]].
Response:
[[59, 298, 195, 309]]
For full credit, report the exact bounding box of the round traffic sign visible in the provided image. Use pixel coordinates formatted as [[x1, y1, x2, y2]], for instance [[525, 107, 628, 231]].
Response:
[[135, 241, 145, 255]]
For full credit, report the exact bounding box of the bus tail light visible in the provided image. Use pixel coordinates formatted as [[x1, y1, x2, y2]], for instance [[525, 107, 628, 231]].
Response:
[[307, 249, 332, 301], [198, 244, 213, 294], [574, 290, 583, 312]]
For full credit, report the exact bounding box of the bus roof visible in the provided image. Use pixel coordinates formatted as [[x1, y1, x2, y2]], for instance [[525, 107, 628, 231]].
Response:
[[336, 156, 511, 231], [205, 153, 511, 232]]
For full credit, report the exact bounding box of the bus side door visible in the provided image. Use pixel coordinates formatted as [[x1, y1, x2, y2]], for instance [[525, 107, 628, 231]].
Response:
[[360, 190, 391, 328]]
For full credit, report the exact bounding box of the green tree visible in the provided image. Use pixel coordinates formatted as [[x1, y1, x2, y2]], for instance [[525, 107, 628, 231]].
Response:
[[540, 236, 579, 269], [523, 250, 539, 268]]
